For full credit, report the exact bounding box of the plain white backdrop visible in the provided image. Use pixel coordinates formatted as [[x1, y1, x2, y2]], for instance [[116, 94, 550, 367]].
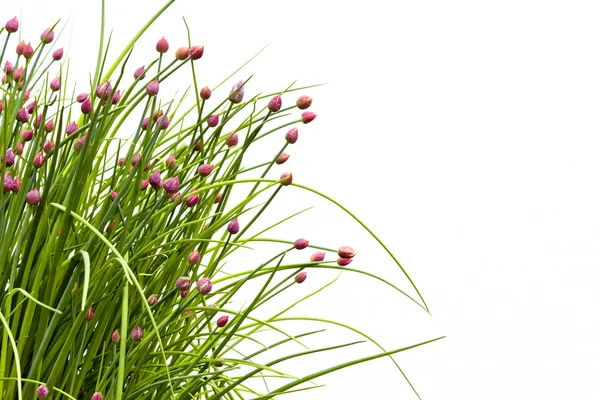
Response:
[[7, 0, 600, 399]]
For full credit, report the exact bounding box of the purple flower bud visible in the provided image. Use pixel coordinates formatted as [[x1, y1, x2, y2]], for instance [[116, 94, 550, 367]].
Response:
[[5, 148, 15, 167], [280, 172, 293, 186], [337, 257, 353, 266], [5, 17, 18, 33], [13, 66, 24, 82], [76, 93, 89, 103], [159, 115, 169, 130], [15, 142, 23, 155], [91, 392, 103, 400], [141, 117, 150, 131], [43, 140, 54, 154], [216, 315, 229, 328], [81, 98, 93, 114], [74, 135, 87, 151], [140, 179, 149, 190], [95, 81, 112, 100], [197, 278, 212, 295], [275, 152, 290, 165], [36, 384, 49, 398], [149, 170, 162, 189], [131, 326, 143, 342], [207, 114, 219, 127], [180, 289, 189, 298], [189, 45, 204, 60], [16, 108, 29, 123], [33, 152, 45, 168], [153, 110, 164, 122], [285, 128, 298, 144], [337, 246, 356, 259], [214, 193, 223, 204], [175, 47, 189, 60], [15, 41, 24, 56], [85, 306, 94, 321], [0, 100, 3, 112], [147, 294, 158, 305], [301, 111, 317, 124], [21, 129, 33, 141], [146, 79, 159, 96], [4, 61, 14, 75], [186, 193, 199, 207], [134, 65, 146, 80], [227, 218, 239, 234], [12, 177, 20, 192], [25, 188, 41, 205], [296, 95, 312, 110], [144, 162, 151, 171], [188, 250, 200, 264], [22, 43, 34, 59], [25, 101, 36, 114], [268, 94, 282, 112], [131, 153, 141, 166], [50, 77, 61, 91], [33, 114, 43, 129], [52, 47, 63, 60], [106, 221, 116, 233], [112, 90, 121, 104], [165, 153, 177, 169], [226, 132, 238, 147], [229, 80, 245, 103], [310, 251, 326, 262], [163, 177, 179, 193], [65, 121, 78, 135], [156, 37, 169, 53], [111, 329, 120, 343], [200, 86, 211, 100], [110, 191, 118, 201], [198, 164, 214, 177], [295, 271, 307, 283], [3, 172, 13, 192], [175, 276, 191, 291], [294, 238, 309, 250], [44, 119, 54, 132], [40, 27, 54, 44]]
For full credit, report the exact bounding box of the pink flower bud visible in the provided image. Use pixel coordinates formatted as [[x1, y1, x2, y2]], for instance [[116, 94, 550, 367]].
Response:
[[149, 170, 162, 189], [193, 139, 202, 151], [25, 101, 36, 114], [188, 250, 200, 264], [5, 148, 15, 167], [226, 132, 238, 147], [131, 326, 143, 341], [50, 76, 61, 91], [85, 306, 94, 321], [134, 65, 146, 80], [189, 45, 204, 60], [65, 121, 78, 135], [337, 246, 356, 259], [95, 81, 112, 100], [21, 129, 33, 141], [175, 276, 191, 291], [111, 329, 120, 343], [229, 80, 245, 103], [43, 140, 54, 154], [165, 153, 177, 169], [22, 43, 34, 59], [52, 48, 63, 60], [3, 172, 13, 192], [5, 17, 18, 33], [268, 94, 282, 112], [74, 135, 87, 151], [16, 108, 29, 123], [301, 111, 317, 124], [44, 119, 54, 132], [156, 37, 169, 53], [91, 392, 103, 400], [13, 66, 24, 81], [296, 95, 312, 110], [280, 172, 293, 186], [112, 90, 121, 104], [285, 128, 298, 144], [197, 278, 212, 295], [140, 179, 149, 190], [275, 152, 290, 165], [131, 153, 141, 166], [25, 188, 41, 205], [144, 161, 151, 171], [175, 47, 189, 60], [0, 100, 3, 112], [146, 79, 159, 96], [214, 193, 222, 204], [23, 89, 30, 100], [207, 114, 219, 127], [4, 61, 13, 75], [200, 86, 211, 100], [337, 257, 353, 266], [33, 152, 45, 168], [198, 164, 213, 177], [159, 115, 169, 130], [216, 315, 229, 327], [153, 110, 163, 121], [141, 117, 149, 131], [40, 27, 54, 43], [81, 98, 93, 114], [310, 251, 326, 262], [147, 294, 158, 305], [295, 271, 307, 283], [106, 221, 116, 233], [15, 142, 23, 155], [294, 238, 309, 250], [33, 114, 43, 129], [110, 191, 118, 201], [36, 384, 49, 398], [227, 218, 239, 234], [76, 93, 89, 103], [163, 176, 179, 193], [180, 289, 189, 298], [16, 41, 24, 56], [186, 193, 199, 207]]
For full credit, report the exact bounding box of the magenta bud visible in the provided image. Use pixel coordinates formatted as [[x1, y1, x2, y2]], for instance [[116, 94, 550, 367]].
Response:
[[74, 135, 87, 151], [337, 246, 356, 259], [140, 179, 149, 190], [5, 148, 15, 167], [111, 329, 120, 343], [186, 193, 199, 207], [50, 77, 61, 91], [268, 94, 282, 112], [23, 88, 30, 100], [163, 177, 179, 193], [275, 152, 290, 165], [296, 95, 312, 110], [110, 191, 118, 201], [81, 98, 93, 114], [16, 41, 25, 56], [337, 257, 353, 266], [197, 278, 213, 295], [16, 108, 30, 123], [171, 192, 182, 203], [25, 101, 36, 114], [226, 132, 238, 147], [21, 129, 33, 141], [106, 221, 116, 233], [310, 251, 326, 262], [66, 121, 78, 135], [149, 170, 163, 189], [44, 119, 54, 132], [285, 128, 298, 144], [5, 17, 18, 33], [156, 36, 169, 53], [95, 81, 112, 100], [3, 172, 13, 192], [294, 238, 309, 250], [33, 152, 45, 168], [33, 114, 43, 129], [280, 172, 293, 186], [301, 111, 317, 124], [43, 140, 54, 154], [188, 250, 200, 264], [198, 164, 213, 177], [295, 271, 307, 284], [146, 79, 159, 96], [189, 45, 204, 60], [4, 61, 14, 75], [207, 114, 219, 127], [13, 66, 24, 81], [131, 326, 143, 342], [165, 153, 177, 169], [214, 193, 222, 204], [52, 47, 63, 60], [112, 90, 121, 104], [144, 162, 151, 171], [229, 80, 245, 103], [134, 65, 146, 80], [76, 93, 89, 103], [16, 142, 23, 155], [0, 100, 3, 113], [175, 47, 189, 60], [200, 86, 211, 100], [40, 27, 54, 44], [141, 117, 150, 131], [146, 294, 158, 306], [85, 306, 94, 321], [175, 276, 191, 291], [159, 115, 169, 130], [216, 315, 229, 327], [91, 392, 103, 400], [180, 289, 189, 298], [36, 384, 49, 398], [22, 43, 34, 59], [25, 188, 41, 205], [153, 110, 163, 121], [227, 218, 240, 234]]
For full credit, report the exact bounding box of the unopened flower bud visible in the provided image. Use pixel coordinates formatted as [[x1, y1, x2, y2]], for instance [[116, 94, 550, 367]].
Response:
[[310, 251, 326, 262], [134, 65, 146, 80], [294, 238, 309, 250], [33, 152, 45, 168], [95, 81, 112, 100], [141, 117, 150, 131], [147, 294, 158, 306], [131, 326, 143, 342], [91, 392, 103, 400], [216, 315, 229, 327], [175, 276, 191, 291], [36, 384, 49, 398], [4, 61, 14, 76], [106, 221, 116, 233], [295, 271, 307, 283], [43, 140, 54, 154], [187, 250, 201, 265], [280, 172, 293, 186], [207, 114, 219, 127], [5, 148, 15, 167], [25, 188, 41, 205], [337, 246, 356, 259], [156, 37, 169, 53], [226, 132, 238, 147], [15, 142, 23, 155], [52, 47, 63, 60], [165, 153, 177, 169], [227, 218, 239, 234], [111, 329, 120, 343], [140, 179, 149, 190], [285, 128, 298, 144], [21, 129, 33, 141], [44, 119, 54, 132], [214, 193, 223, 204], [200, 86, 211, 100], [65, 121, 78, 135], [229, 80, 245, 104], [22, 43, 34, 59], [25, 100, 36, 114], [81, 98, 93, 114], [15, 41, 25, 56], [180, 289, 189, 298], [275, 152, 290, 165], [163, 176, 179, 193], [33, 114, 43, 129], [337, 257, 353, 266], [144, 161, 151, 171], [159, 115, 169, 129], [301, 111, 317, 124], [13, 66, 24, 81], [186, 193, 199, 207], [268, 94, 282, 112], [197, 278, 212, 295], [189, 45, 204, 60], [193, 139, 202, 151], [109, 191, 118, 201], [85, 306, 94, 321], [112, 90, 121, 104], [40, 27, 54, 43], [16, 108, 29, 123], [76, 93, 89, 103], [5, 17, 18, 33], [146, 79, 159, 96], [50, 76, 60, 91], [74, 135, 87, 151], [149, 170, 162, 189], [296, 95, 312, 110], [175, 47, 189, 60], [198, 164, 213, 177]]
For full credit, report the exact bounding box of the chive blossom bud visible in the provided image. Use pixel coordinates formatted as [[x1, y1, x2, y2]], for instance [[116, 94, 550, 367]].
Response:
[[165, 153, 177, 169], [140, 179, 149, 190], [310, 251, 326, 262], [197, 278, 212, 295], [134, 65, 146, 80], [214, 193, 223, 203], [25, 188, 41, 205], [4, 61, 13, 75], [21, 129, 33, 141], [95, 81, 112, 100], [50, 76, 60, 91], [207, 114, 219, 127], [216, 315, 229, 327], [163, 176, 179, 193], [5, 148, 15, 167], [66, 121, 78, 135], [337, 257, 353, 266], [175, 276, 191, 291], [275, 152, 290, 164], [200, 86, 211, 99], [36, 384, 49, 398], [280, 172, 293, 186], [40, 27, 54, 43], [198, 164, 213, 177], [149, 170, 162, 189], [33, 152, 45, 168], [146, 79, 159, 96], [188, 250, 200, 264], [229, 80, 245, 103], [186, 193, 199, 207], [175, 47, 189, 60], [16, 108, 29, 123], [296, 95, 312, 109], [110, 191, 118, 201], [156, 37, 169, 53], [295, 271, 307, 283], [301, 111, 317, 124], [189, 45, 204, 60], [132, 326, 143, 341], [85, 306, 94, 321], [337, 246, 356, 259], [268, 94, 282, 112], [81, 98, 93, 114], [52, 48, 63, 60], [111, 330, 120, 343], [227, 218, 240, 234], [5, 17, 18, 33], [44, 119, 54, 132], [226, 132, 238, 147], [22, 43, 34, 59], [74, 135, 87, 151], [15, 142, 23, 155], [285, 128, 298, 144], [147, 294, 158, 305], [76, 93, 89, 103], [43, 140, 54, 154], [91, 392, 103, 400], [294, 238, 309, 250]]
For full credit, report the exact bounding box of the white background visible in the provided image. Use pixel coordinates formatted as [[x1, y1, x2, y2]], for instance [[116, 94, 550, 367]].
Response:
[[7, 0, 600, 399]]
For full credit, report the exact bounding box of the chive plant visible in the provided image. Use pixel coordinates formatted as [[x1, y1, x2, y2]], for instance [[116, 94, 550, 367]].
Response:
[[0, 3, 441, 399]]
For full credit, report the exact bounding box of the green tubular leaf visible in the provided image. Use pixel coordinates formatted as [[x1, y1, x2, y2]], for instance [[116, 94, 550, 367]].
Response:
[[0, 311, 22, 400], [3, 288, 62, 315], [80, 250, 91, 312]]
